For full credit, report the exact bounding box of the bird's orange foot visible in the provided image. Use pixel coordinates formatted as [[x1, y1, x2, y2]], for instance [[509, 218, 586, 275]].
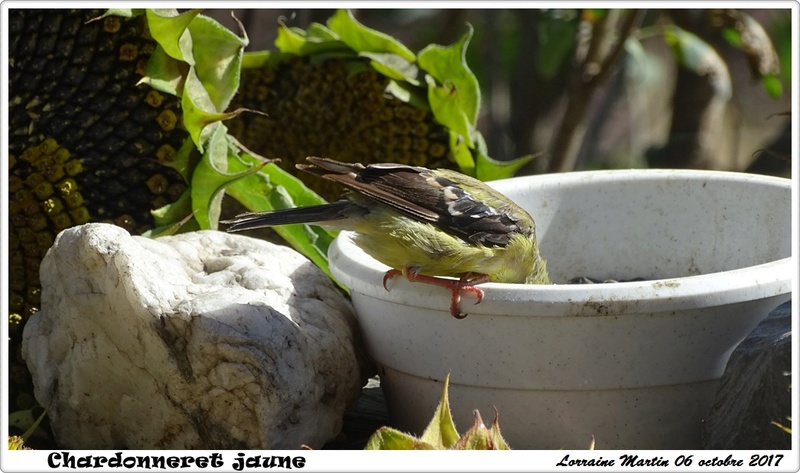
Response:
[[382, 269, 403, 291], [382, 268, 489, 319]]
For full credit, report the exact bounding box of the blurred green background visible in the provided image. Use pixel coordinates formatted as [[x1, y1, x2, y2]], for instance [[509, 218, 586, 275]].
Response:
[[209, 8, 792, 177]]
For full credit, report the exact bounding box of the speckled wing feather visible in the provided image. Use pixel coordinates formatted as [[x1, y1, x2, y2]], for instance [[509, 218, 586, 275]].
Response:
[[298, 157, 531, 247]]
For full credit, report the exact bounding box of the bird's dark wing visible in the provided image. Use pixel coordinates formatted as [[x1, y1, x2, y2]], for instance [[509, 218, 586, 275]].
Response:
[[298, 157, 532, 247]]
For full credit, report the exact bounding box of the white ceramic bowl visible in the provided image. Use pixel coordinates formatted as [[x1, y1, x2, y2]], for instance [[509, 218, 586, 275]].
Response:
[[329, 169, 792, 449]]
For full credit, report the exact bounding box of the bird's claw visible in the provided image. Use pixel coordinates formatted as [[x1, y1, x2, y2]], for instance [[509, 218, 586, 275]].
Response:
[[382, 268, 489, 319], [382, 269, 402, 291]]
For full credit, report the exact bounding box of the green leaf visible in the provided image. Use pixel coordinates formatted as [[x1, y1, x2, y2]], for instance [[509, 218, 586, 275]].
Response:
[[146, 189, 196, 237], [188, 15, 248, 111], [138, 45, 188, 96], [761, 74, 783, 99], [275, 23, 348, 56], [360, 52, 420, 84], [328, 9, 416, 62], [252, 161, 328, 209], [365, 427, 436, 450], [180, 68, 217, 150], [160, 136, 199, 183], [448, 129, 476, 177], [268, 192, 337, 281], [275, 24, 308, 53], [188, 124, 267, 230], [384, 80, 430, 109], [420, 373, 460, 449], [664, 26, 732, 99], [190, 124, 229, 228], [145, 210, 199, 238], [224, 155, 338, 280], [427, 75, 474, 149], [305, 22, 339, 42], [151, 187, 192, 227], [418, 25, 480, 125], [145, 9, 201, 65], [384, 80, 411, 103], [474, 129, 490, 156], [181, 69, 255, 151], [475, 152, 536, 181], [241, 50, 273, 69]]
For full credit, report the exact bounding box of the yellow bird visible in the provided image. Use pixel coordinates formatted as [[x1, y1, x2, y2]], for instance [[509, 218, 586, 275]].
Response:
[[223, 157, 550, 318]]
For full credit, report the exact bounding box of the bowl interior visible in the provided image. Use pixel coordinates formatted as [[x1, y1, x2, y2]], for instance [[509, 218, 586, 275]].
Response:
[[489, 170, 791, 283]]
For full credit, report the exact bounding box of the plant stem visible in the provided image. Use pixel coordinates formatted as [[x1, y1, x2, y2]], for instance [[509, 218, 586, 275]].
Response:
[[547, 9, 644, 173]]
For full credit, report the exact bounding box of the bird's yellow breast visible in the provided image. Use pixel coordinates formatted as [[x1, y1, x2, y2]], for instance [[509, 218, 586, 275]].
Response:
[[349, 207, 546, 284]]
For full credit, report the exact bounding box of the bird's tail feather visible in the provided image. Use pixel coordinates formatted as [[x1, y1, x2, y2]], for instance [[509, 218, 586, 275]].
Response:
[[222, 200, 353, 232]]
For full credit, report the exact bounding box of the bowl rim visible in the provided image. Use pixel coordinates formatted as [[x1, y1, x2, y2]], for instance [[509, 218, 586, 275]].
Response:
[[488, 167, 793, 189], [331, 234, 791, 317]]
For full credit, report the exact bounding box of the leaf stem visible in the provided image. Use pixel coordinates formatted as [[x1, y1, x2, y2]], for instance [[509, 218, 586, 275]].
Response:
[[547, 9, 644, 173]]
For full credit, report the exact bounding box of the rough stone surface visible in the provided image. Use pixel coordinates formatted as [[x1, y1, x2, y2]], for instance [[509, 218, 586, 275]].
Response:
[[703, 300, 792, 449], [22, 223, 367, 449]]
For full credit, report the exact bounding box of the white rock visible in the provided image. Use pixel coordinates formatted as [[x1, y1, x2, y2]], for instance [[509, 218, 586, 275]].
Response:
[[22, 223, 366, 449]]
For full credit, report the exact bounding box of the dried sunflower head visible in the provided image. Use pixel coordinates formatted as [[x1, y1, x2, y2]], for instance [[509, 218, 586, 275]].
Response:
[[226, 9, 534, 200], [228, 54, 452, 200], [7, 8, 194, 425]]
